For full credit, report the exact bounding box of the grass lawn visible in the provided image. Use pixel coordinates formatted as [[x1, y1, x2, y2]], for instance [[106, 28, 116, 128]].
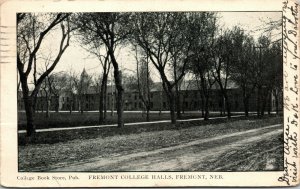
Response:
[[18, 116, 283, 171], [18, 111, 244, 130]]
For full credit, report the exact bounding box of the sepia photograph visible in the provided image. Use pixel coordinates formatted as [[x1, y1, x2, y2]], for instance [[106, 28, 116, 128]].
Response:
[[16, 11, 284, 172], [0, 0, 299, 187]]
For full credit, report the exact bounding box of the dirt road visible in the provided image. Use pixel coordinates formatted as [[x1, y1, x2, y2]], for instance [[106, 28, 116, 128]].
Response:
[[50, 124, 282, 171]]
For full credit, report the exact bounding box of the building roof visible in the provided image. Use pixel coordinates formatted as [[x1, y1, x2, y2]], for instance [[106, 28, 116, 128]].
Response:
[[151, 79, 238, 92], [18, 79, 239, 98]]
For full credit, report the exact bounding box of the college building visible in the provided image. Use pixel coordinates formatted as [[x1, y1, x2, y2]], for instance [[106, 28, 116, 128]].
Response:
[[17, 79, 283, 114]]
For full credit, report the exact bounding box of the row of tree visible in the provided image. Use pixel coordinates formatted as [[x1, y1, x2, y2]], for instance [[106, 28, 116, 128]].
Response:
[[17, 12, 282, 137], [38, 69, 94, 117]]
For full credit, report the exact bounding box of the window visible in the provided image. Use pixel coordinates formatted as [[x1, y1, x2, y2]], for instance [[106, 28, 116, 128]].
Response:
[[150, 102, 153, 109], [163, 102, 166, 109], [135, 103, 137, 108]]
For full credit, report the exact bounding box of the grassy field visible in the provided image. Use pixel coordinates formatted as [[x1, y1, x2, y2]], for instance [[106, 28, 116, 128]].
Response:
[[18, 116, 283, 171], [18, 114, 277, 145], [17, 111, 248, 130], [18, 111, 200, 130]]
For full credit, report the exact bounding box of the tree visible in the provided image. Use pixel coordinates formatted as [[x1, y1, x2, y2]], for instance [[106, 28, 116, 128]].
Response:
[[76, 13, 132, 127], [76, 24, 112, 124], [188, 12, 218, 120], [38, 53, 55, 117], [133, 46, 153, 121], [91, 74, 107, 121], [17, 13, 71, 137], [253, 35, 271, 116], [123, 73, 138, 91], [39, 72, 68, 116], [131, 13, 193, 125], [255, 36, 282, 116], [269, 41, 283, 115], [230, 28, 257, 117], [211, 28, 239, 118], [249, 17, 282, 116], [48, 73, 69, 112]]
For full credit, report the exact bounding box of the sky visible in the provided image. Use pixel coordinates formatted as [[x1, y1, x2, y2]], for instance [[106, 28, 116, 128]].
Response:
[[32, 12, 282, 84]]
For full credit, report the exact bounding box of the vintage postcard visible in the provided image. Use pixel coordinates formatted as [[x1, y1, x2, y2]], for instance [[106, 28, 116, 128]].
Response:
[[0, 0, 299, 187]]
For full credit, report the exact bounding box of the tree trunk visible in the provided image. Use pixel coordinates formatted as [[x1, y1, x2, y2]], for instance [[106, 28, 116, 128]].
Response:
[[275, 90, 279, 115], [260, 89, 268, 117], [23, 96, 35, 137], [146, 107, 150, 122], [46, 95, 50, 118], [41, 100, 44, 113], [99, 72, 109, 124], [220, 93, 224, 116], [111, 89, 114, 117], [267, 91, 271, 115], [224, 93, 231, 118], [181, 93, 185, 114], [170, 103, 176, 125], [80, 95, 84, 114], [20, 75, 36, 137], [99, 74, 108, 124], [116, 85, 124, 128], [243, 97, 249, 117], [168, 91, 176, 125], [69, 97, 73, 114], [200, 74, 210, 120], [261, 100, 266, 116], [162, 81, 176, 125], [200, 90, 205, 117], [256, 86, 261, 117], [32, 95, 37, 114], [242, 87, 249, 117], [114, 69, 124, 128], [175, 84, 181, 119], [98, 86, 104, 124], [159, 89, 163, 116], [55, 95, 59, 113], [204, 95, 209, 120], [103, 78, 108, 121], [108, 48, 124, 128]]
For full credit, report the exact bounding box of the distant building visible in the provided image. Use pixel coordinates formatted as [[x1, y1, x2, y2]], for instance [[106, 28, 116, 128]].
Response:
[[17, 80, 283, 113]]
